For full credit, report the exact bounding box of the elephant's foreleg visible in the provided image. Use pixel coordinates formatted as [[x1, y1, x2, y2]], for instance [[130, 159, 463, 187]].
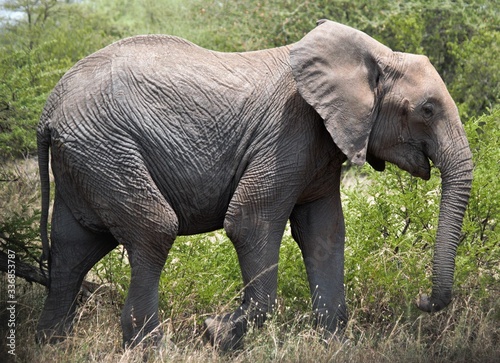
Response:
[[36, 194, 118, 344], [205, 217, 287, 350], [290, 192, 348, 336], [204, 170, 296, 351]]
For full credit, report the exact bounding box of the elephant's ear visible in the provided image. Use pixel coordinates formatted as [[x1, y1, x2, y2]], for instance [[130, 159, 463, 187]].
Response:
[[290, 20, 392, 166]]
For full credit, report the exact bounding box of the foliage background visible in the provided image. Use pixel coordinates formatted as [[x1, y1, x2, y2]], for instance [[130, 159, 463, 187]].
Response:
[[0, 0, 498, 361], [1, 0, 498, 158]]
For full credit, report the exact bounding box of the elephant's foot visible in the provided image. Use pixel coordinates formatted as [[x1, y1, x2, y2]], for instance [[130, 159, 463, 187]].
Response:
[[124, 327, 164, 350], [35, 329, 69, 344], [314, 306, 347, 329], [36, 324, 71, 345], [314, 324, 350, 347], [203, 314, 247, 351], [138, 332, 177, 361]]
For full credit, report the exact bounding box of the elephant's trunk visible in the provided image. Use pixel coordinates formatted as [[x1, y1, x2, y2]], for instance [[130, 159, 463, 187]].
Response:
[[417, 131, 473, 312]]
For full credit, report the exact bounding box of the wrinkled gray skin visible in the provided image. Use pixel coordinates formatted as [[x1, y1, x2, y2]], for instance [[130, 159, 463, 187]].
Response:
[[36, 20, 473, 350]]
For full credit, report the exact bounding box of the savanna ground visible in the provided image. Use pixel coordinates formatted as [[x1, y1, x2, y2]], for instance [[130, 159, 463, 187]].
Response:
[[1, 1, 499, 362]]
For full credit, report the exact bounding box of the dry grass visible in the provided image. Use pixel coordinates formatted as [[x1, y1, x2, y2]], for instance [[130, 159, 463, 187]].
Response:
[[4, 281, 499, 363]]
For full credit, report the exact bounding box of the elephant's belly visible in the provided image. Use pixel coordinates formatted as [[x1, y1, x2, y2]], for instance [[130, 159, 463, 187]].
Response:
[[166, 189, 232, 236], [174, 207, 227, 236]]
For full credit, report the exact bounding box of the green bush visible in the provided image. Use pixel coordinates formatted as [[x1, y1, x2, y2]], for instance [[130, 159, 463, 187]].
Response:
[[450, 29, 500, 118], [342, 108, 500, 320], [457, 109, 500, 296], [343, 164, 441, 319], [1, 0, 498, 159], [0, 1, 122, 160]]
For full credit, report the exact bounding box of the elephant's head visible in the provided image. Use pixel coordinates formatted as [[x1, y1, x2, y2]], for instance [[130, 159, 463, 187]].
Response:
[[291, 20, 473, 312]]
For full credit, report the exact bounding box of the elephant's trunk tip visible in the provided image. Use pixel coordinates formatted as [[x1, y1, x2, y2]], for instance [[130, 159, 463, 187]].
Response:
[[416, 293, 451, 313]]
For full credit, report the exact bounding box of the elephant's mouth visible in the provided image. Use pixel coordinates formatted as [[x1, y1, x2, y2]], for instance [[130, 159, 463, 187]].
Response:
[[407, 153, 431, 180], [376, 147, 431, 180]]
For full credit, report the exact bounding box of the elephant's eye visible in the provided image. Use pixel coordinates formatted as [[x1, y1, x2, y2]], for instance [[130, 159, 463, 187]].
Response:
[[422, 103, 434, 119]]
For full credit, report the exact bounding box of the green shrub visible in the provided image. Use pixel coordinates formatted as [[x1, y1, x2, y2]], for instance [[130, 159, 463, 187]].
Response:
[[450, 30, 500, 119], [342, 108, 500, 321], [343, 164, 440, 320], [457, 109, 500, 296], [0, 1, 122, 160]]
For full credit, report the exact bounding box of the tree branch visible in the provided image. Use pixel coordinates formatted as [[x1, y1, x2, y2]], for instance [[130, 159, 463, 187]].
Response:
[[0, 251, 102, 297], [0, 250, 48, 286]]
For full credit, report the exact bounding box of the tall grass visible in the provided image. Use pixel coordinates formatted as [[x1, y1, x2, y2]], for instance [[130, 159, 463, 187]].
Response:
[[9, 280, 500, 362]]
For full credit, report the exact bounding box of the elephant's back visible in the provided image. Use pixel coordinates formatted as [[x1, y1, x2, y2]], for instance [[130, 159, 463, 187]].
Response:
[[49, 33, 291, 121], [52, 35, 207, 95], [115, 34, 195, 45], [97, 34, 206, 60]]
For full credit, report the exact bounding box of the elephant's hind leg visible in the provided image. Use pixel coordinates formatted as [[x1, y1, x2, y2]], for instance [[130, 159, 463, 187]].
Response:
[[91, 174, 179, 348], [36, 193, 118, 344]]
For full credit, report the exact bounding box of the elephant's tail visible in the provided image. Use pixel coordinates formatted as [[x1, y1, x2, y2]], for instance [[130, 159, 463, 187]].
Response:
[[37, 117, 51, 281]]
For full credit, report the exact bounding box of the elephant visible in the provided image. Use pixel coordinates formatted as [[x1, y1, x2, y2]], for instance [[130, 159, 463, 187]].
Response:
[[36, 20, 473, 350]]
